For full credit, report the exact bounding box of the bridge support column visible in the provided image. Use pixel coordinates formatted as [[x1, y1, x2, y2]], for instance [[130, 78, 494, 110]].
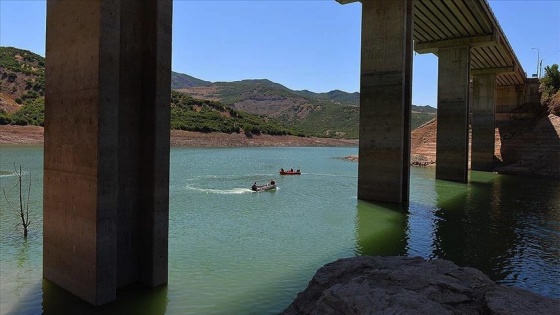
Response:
[[358, 0, 413, 203], [471, 73, 496, 171], [496, 84, 526, 121], [43, 0, 171, 305], [436, 45, 470, 182]]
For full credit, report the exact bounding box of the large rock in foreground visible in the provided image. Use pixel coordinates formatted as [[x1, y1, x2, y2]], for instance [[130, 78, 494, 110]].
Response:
[[282, 256, 559, 315]]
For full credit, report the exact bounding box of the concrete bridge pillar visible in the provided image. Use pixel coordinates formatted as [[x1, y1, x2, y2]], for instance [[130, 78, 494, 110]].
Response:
[[357, 0, 413, 203], [496, 84, 530, 121], [43, 0, 172, 305], [436, 45, 471, 182], [471, 73, 497, 171]]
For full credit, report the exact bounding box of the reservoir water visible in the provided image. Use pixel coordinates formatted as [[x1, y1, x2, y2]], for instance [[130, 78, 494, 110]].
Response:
[[1, 145, 559, 314]]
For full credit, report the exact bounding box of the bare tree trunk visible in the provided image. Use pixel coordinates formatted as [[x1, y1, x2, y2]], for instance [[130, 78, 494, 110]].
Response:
[[3, 164, 31, 238]]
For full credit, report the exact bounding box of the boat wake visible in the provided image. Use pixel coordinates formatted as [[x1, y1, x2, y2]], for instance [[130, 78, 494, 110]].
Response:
[[0, 170, 26, 178], [306, 173, 357, 179], [186, 184, 253, 195]]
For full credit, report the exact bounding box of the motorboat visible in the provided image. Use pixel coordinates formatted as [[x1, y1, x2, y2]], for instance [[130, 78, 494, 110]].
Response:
[[279, 169, 301, 175], [251, 183, 277, 192]]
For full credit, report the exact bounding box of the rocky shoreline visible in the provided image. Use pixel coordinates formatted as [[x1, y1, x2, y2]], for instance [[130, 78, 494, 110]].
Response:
[[2, 116, 558, 178], [0, 125, 358, 147], [281, 256, 560, 315]]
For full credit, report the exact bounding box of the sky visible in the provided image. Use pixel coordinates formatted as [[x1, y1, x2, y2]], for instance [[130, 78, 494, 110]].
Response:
[[1, 0, 559, 107]]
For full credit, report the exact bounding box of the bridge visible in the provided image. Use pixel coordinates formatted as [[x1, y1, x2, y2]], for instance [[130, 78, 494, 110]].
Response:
[[42, 0, 532, 305], [339, 0, 525, 84], [336, 0, 529, 203]]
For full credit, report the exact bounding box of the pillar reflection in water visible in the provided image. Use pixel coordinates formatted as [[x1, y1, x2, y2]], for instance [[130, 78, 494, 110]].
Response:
[[432, 173, 514, 281], [354, 200, 407, 256], [485, 174, 560, 297], [42, 279, 168, 315]]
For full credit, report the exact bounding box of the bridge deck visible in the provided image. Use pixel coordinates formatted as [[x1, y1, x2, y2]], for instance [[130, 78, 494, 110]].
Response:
[[337, 0, 526, 86]]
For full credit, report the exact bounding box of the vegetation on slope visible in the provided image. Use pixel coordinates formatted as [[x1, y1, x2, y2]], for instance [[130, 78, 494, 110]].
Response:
[[288, 103, 359, 138], [540, 64, 560, 116], [171, 71, 212, 89], [1, 46, 438, 138], [212, 80, 294, 105], [0, 46, 45, 77], [171, 90, 303, 136], [174, 75, 437, 138], [0, 47, 305, 136], [0, 47, 45, 125], [7, 98, 44, 126], [1, 89, 303, 137], [411, 112, 437, 129], [293, 89, 360, 105]]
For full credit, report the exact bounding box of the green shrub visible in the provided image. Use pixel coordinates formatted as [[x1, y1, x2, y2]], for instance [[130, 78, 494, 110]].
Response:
[[12, 98, 44, 126], [540, 64, 560, 115], [12, 116, 28, 126], [0, 112, 12, 125], [170, 90, 301, 136]]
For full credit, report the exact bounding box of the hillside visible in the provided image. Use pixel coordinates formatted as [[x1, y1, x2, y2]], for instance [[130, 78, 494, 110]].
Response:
[[171, 71, 212, 89], [192, 79, 364, 138], [494, 114, 560, 178], [410, 114, 559, 178], [170, 90, 302, 136], [293, 89, 360, 105], [174, 74, 437, 137], [0, 46, 303, 136], [1, 45, 436, 139], [0, 47, 44, 115]]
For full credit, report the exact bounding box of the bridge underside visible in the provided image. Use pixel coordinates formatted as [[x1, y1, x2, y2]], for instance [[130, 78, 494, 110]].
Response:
[[341, 0, 528, 202]]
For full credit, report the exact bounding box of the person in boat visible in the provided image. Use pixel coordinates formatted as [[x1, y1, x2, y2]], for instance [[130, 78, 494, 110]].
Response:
[[290, 168, 293, 172], [280, 168, 285, 173], [251, 182, 257, 191], [270, 179, 276, 185], [296, 169, 300, 173]]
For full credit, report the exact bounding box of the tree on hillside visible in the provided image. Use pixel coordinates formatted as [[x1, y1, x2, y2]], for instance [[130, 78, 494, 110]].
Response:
[[539, 64, 560, 115]]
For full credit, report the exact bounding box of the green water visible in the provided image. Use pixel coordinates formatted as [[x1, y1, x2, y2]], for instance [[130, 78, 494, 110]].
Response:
[[1, 146, 559, 314]]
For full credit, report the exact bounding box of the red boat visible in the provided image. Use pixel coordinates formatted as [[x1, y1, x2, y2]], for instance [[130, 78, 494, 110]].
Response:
[[279, 169, 301, 175]]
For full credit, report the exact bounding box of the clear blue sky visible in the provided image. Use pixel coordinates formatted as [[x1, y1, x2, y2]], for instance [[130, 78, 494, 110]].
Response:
[[1, 0, 559, 107]]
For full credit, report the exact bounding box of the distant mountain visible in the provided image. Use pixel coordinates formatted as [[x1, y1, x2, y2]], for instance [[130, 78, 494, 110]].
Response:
[[174, 76, 362, 138], [412, 105, 437, 114], [0, 46, 436, 139], [172, 71, 436, 138], [171, 71, 212, 89], [0, 46, 304, 135], [293, 89, 360, 105]]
